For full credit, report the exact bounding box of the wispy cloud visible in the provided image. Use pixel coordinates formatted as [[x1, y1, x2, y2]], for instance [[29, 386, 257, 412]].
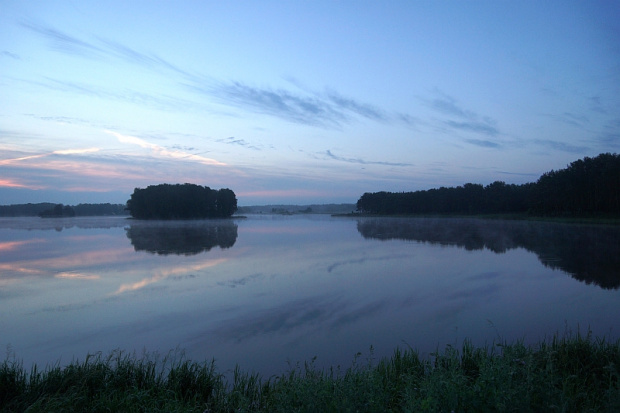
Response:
[[326, 90, 387, 121], [544, 111, 591, 129], [22, 21, 188, 78], [324, 150, 412, 167], [106, 130, 227, 166], [533, 139, 589, 153], [23, 21, 413, 129], [425, 92, 500, 137], [445, 121, 498, 136], [217, 137, 263, 151], [203, 81, 397, 127], [21, 21, 102, 56], [0, 178, 42, 189], [428, 94, 477, 119], [464, 139, 501, 148], [0, 147, 100, 166], [498, 170, 539, 177], [201, 81, 345, 127], [34, 77, 198, 112], [1, 51, 20, 59]]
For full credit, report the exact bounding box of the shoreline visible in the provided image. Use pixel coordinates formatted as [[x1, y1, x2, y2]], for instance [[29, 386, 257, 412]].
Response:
[[3, 332, 619, 411]]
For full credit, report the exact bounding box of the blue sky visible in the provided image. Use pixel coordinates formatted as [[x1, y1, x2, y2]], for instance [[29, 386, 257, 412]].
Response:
[[1, 0, 619, 205]]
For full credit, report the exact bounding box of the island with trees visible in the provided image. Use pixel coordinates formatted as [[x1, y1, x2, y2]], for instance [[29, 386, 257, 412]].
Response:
[[126, 183, 237, 220], [356, 153, 620, 218]]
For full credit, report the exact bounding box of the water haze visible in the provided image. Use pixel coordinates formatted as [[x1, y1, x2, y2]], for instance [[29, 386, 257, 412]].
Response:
[[1, 215, 618, 378]]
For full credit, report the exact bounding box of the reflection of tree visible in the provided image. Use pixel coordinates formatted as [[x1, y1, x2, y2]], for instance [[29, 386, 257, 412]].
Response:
[[357, 218, 620, 290], [125, 220, 238, 256]]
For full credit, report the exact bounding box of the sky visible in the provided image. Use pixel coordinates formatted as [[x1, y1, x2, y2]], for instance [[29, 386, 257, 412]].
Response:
[[1, 1, 619, 206]]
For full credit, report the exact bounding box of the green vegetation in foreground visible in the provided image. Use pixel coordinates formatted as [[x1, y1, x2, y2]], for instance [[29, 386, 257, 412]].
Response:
[[2, 332, 619, 412]]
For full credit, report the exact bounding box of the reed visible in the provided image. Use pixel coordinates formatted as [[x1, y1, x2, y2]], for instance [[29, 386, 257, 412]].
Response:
[[2, 331, 619, 412]]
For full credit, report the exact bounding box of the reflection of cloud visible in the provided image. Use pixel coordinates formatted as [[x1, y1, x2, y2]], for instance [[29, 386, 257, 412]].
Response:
[[445, 283, 500, 301], [217, 273, 263, 288], [0, 248, 133, 282], [326, 253, 408, 273], [113, 258, 227, 295], [55, 272, 100, 280], [214, 294, 391, 342], [0, 239, 44, 251], [214, 296, 342, 342], [330, 300, 388, 330], [0, 263, 43, 275]]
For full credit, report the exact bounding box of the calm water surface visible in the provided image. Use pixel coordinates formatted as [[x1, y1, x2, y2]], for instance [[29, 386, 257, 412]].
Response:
[[1, 215, 619, 378]]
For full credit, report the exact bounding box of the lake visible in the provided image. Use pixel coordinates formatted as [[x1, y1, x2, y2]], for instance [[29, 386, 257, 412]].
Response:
[[1, 214, 619, 378]]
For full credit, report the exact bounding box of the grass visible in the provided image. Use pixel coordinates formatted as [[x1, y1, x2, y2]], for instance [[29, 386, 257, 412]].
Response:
[[2, 331, 619, 412]]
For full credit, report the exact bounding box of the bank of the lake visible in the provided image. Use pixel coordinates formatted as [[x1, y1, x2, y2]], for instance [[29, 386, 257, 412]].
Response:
[[2, 332, 619, 412], [336, 212, 620, 226]]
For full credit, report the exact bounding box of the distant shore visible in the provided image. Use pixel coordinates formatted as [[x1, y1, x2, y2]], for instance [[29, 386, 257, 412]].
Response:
[[334, 211, 620, 225]]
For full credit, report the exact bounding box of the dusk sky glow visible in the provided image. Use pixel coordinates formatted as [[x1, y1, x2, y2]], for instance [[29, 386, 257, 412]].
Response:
[[1, 1, 619, 205]]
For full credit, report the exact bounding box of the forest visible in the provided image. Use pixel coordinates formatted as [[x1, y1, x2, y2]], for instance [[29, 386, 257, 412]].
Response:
[[356, 153, 620, 217], [0, 203, 127, 217], [126, 183, 237, 219]]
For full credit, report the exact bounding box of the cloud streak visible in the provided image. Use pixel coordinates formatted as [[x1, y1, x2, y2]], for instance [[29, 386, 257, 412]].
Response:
[[533, 139, 589, 153], [201, 81, 345, 127], [106, 130, 226, 166], [324, 150, 412, 167], [23, 21, 413, 129], [0, 148, 100, 166], [217, 137, 263, 151], [425, 92, 500, 138], [22, 21, 188, 78]]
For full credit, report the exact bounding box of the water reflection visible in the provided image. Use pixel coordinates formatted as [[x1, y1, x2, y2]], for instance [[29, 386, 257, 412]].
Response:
[[2, 215, 619, 380], [357, 218, 620, 289], [125, 220, 238, 255], [0, 216, 128, 231]]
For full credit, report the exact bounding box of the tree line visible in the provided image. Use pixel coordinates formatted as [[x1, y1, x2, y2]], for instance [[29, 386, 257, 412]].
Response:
[[0, 203, 128, 217], [356, 153, 620, 216], [126, 183, 237, 219]]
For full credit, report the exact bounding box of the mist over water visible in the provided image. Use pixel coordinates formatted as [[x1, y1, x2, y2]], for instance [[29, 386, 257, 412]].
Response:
[[1, 215, 619, 378]]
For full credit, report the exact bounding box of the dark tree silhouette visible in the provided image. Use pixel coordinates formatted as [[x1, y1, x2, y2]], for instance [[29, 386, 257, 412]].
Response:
[[357, 153, 619, 217], [126, 183, 237, 220], [38, 204, 76, 218]]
